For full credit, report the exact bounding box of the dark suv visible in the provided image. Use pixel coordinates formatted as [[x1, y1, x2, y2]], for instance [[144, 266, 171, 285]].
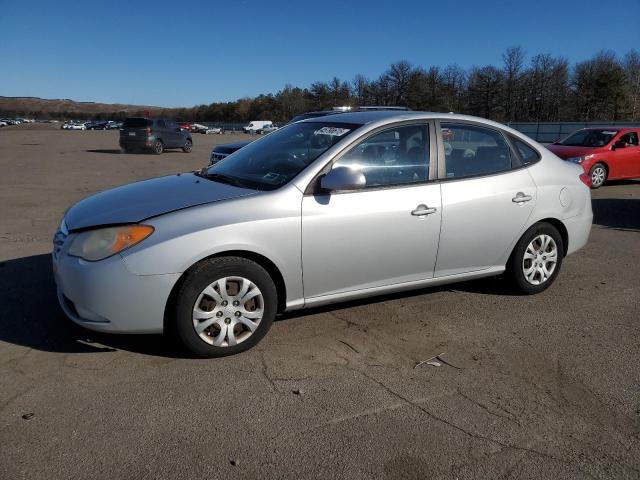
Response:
[[120, 117, 193, 154]]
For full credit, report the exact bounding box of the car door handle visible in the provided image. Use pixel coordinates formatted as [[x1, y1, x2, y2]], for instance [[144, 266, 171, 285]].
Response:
[[411, 204, 437, 216], [512, 192, 533, 203]]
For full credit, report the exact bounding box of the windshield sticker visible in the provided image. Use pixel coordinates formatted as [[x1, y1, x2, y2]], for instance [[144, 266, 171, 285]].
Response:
[[314, 127, 350, 137]]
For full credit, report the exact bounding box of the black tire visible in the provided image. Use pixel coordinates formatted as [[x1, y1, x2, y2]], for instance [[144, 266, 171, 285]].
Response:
[[172, 257, 277, 357], [589, 162, 607, 189], [182, 139, 192, 153], [153, 140, 163, 155], [120, 146, 130, 154], [507, 222, 564, 295]]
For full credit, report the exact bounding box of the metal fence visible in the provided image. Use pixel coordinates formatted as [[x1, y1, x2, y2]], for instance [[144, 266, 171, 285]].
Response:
[[507, 121, 640, 143]]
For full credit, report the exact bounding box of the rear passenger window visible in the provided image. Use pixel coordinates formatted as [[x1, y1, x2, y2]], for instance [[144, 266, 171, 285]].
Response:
[[511, 137, 540, 165], [157, 119, 167, 128], [441, 124, 512, 179]]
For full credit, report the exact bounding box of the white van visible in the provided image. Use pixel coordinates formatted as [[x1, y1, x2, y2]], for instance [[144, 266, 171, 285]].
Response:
[[243, 120, 273, 133]]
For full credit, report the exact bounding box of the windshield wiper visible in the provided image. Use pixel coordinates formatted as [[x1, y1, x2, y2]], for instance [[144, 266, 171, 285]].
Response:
[[196, 170, 250, 189]]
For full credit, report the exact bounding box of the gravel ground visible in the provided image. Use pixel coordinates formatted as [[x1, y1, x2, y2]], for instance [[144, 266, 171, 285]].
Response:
[[1, 124, 639, 479]]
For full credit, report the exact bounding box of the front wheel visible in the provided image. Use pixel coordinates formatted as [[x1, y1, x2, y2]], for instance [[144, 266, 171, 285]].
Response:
[[589, 163, 607, 189], [172, 257, 277, 357], [507, 223, 564, 295], [182, 139, 192, 153]]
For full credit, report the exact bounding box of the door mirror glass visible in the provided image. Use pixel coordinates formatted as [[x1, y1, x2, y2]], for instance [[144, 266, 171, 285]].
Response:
[[320, 166, 366, 191]]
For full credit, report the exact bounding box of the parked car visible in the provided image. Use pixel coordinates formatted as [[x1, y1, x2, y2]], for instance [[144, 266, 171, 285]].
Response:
[[53, 111, 592, 357], [547, 127, 640, 188], [0, 121, 7, 127], [243, 120, 273, 133], [86, 121, 109, 130], [66, 122, 87, 130], [204, 126, 225, 134], [178, 122, 192, 131], [106, 121, 122, 130], [190, 123, 208, 134], [257, 124, 278, 134], [209, 141, 253, 164], [119, 117, 193, 154]]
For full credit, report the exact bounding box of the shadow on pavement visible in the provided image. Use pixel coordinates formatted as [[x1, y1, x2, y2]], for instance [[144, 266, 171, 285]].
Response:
[[1, 253, 522, 355], [592, 198, 640, 232], [0, 253, 183, 357], [85, 149, 123, 154]]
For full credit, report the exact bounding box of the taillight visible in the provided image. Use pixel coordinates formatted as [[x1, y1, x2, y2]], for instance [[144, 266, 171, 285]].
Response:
[[579, 172, 592, 188]]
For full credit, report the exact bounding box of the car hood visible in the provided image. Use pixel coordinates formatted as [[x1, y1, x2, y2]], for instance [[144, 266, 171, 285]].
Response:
[[64, 172, 257, 231], [546, 144, 602, 159]]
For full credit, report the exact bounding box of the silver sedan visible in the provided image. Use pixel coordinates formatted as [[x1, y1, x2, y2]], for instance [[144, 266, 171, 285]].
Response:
[[53, 111, 592, 357]]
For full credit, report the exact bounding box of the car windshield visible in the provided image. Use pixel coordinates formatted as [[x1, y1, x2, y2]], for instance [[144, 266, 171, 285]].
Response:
[[559, 129, 618, 147], [205, 122, 359, 190]]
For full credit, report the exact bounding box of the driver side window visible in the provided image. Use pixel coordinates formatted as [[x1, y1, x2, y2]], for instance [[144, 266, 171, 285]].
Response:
[[619, 132, 639, 146], [333, 124, 429, 188]]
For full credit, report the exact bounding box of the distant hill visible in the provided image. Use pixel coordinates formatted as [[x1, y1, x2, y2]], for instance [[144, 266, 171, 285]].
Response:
[[0, 96, 165, 118]]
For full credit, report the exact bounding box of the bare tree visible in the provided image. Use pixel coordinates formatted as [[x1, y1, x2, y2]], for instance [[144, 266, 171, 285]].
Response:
[[467, 66, 503, 119], [384, 60, 414, 106], [623, 50, 640, 120], [351, 74, 370, 106], [502, 46, 526, 121]]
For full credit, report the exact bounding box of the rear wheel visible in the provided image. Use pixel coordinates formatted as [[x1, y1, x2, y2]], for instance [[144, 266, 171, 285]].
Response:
[[153, 140, 164, 155], [182, 139, 192, 153], [589, 163, 607, 189], [172, 257, 277, 357], [507, 222, 564, 294]]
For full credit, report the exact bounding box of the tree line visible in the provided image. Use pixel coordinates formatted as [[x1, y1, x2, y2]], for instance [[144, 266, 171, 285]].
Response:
[[175, 47, 639, 124], [5, 48, 639, 124]]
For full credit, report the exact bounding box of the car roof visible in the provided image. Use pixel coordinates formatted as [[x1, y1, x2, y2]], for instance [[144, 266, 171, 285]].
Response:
[[578, 127, 638, 132], [298, 110, 512, 129]]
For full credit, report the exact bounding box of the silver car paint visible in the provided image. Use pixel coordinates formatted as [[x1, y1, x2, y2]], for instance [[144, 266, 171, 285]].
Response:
[[64, 173, 257, 230], [53, 111, 593, 333], [435, 168, 537, 277]]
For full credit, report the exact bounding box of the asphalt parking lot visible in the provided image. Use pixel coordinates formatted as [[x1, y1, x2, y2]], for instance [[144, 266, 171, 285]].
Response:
[[1, 124, 639, 479]]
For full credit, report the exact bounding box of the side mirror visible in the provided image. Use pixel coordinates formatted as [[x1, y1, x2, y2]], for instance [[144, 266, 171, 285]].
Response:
[[320, 166, 366, 192], [612, 140, 626, 150]]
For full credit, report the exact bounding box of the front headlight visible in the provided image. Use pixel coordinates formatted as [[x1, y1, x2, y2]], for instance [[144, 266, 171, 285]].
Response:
[[566, 154, 594, 164], [566, 156, 585, 164], [68, 225, 154, 261]]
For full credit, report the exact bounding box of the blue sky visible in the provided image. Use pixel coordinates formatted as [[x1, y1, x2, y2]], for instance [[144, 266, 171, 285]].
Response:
[[1, 0, 639, 107]]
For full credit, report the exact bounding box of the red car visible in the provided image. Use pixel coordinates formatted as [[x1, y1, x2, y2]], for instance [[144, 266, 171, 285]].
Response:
[[547, 127, 640, 188], [178, 122, 192, 131]]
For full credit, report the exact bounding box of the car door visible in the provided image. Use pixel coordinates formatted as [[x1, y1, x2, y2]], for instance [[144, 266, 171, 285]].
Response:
[[611, 131, 640, 179], [301, 122, 442, 300], [164, 120, 181, 148], [435, 121, 537, 277]]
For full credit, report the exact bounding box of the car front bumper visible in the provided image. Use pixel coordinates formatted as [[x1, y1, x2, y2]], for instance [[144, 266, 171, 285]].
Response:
[[53, 250, 180, 334]]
